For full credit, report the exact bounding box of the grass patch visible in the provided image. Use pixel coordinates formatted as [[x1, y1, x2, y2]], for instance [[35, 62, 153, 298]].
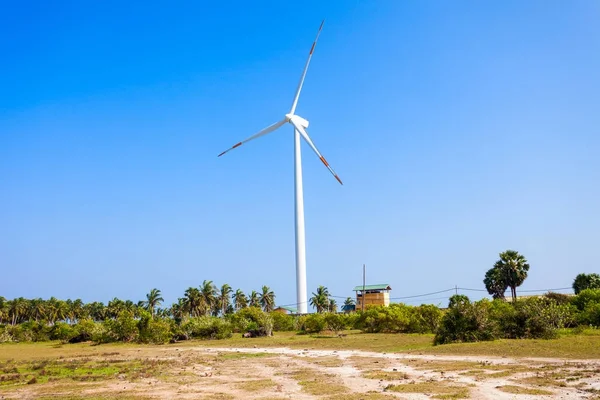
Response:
[[496, 385, 553, 395], [305, 356, 345, 367], [326, 393, 397, 400], [363, 370, 410, 380], [0, 357, 174, 388], [3, 329, 600, 360], [384, 382, 470, 399], [218, 352, 273, 361], [284, 368, 349, 396]]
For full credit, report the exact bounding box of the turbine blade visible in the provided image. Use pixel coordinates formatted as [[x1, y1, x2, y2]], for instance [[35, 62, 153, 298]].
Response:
[[289, 20, 325, 115], [289, 119, 343, 185], [218, 119, 286, 157]]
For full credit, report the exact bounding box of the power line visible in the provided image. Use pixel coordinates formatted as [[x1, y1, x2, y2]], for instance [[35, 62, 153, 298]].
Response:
[[390, 288, 455, 300]]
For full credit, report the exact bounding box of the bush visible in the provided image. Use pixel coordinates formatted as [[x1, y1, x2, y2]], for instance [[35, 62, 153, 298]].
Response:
[[577, 302, 600, 327], [434, 297, 498, 345], [50, 322, 77, 343], [270, 312, 295, 331], [70, 319, 101, 343], [183, 316, 233, 340], [137, 312, 173, 344], [409, 304, 443, 333], [323, 313, 345, 334], [303, 314, 326, 334], [101, 311, 139, 343], [572, 289, 600, 311]]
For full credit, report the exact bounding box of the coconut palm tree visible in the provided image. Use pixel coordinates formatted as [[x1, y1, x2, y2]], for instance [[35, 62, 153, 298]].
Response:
[[328, 299, 338, 313], [218, 284, 233, 316], [199, 280, 217, 316], [309, 286, 330, 313], [249, 291, 260, 308], [183, 287, 202, 317], [343, 297, 355, 313], [233, 289, 248, 311], [494, 250, 530, 302], [144, 288, 164, 318], [8, 297, 27, 325], [259, 286, 275, 312]]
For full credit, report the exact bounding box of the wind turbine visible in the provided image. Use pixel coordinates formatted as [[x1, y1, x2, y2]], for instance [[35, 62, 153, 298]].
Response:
[[218, 20, 342, 314]]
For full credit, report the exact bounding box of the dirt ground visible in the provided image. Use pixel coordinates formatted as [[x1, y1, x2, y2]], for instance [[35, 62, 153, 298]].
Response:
[[2, 345, 600, 399]]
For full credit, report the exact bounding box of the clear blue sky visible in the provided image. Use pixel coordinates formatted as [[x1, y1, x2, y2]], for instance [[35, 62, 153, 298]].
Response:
[[1, 1, 599, 309]]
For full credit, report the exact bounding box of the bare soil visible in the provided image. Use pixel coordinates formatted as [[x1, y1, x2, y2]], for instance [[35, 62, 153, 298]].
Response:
[[1, 345, 599, 399]]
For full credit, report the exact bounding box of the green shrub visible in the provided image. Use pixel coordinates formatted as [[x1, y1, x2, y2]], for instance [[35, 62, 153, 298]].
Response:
[[577, 302, 600, 327], [102, 311, 139, 343], [137, 312, 173, 344], [183, 316, 233, 340], [50, 322, 77, 343], [409, 304, 443, 333], [270, 312, 295, 331], [434, 297, 498, 345], [323, 313, 345, 334], [303, 313, 326, 334], [572, 289, 600, 311], [18, 321, 50, 342]]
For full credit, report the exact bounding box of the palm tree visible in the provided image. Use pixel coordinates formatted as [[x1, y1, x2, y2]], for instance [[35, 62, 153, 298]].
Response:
[[218, 284, 233, 316], [0, 296, 7, 324], [183, 287, 202, 317], [310, 286, 330, 313], [144, 288, 164, 318], [328, 299, 337, 313], [233, 289, 248, 311], [29, 298, 45, 322], [494, 250, 530, 302], [249, 291, 260, 308], [84, 301, 106, 321], [8, 297, 27, 325], [259, 286, 275, 312], [199, 280, 217, 316], [107, 298, 126, 319], [343, 297, 355, 313]]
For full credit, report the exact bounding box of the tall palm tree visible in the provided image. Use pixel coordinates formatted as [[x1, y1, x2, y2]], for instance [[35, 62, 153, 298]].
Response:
[[107, 298, 126, 319], [171, 298, 186, 321], [183, 287, 202, 317], [484, 266, 508, 300], [328, 299, 337, 313], [309, 286, 330, 313], [84, 301, 106, 321], [8, 297, 27, 325], [199, 280, 217, 316], [259, 286, 275, 312], [0, 296, 7, 324], [145, 288, 164, 318], [233, 289, 248, 311], [218, 284, 233, 316], [249, 291, 260, 308], [494, 250, 530, 302], [29, 298, 46, 322]]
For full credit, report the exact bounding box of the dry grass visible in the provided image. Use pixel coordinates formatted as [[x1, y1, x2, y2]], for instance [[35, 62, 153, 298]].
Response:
[[283, 368, 349, 396], [495, 385, 554, 395], [3, 329, 600, 362], [305, 356, 345, 367], [384, 381, 470, 399], [363, 370, 410, 380]]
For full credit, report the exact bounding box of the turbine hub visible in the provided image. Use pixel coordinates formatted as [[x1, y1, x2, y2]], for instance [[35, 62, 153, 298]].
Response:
[[287, 114, 310, 128]]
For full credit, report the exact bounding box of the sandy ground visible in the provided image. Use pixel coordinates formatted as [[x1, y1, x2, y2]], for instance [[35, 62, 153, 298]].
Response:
[[3, 345, 600, 399]]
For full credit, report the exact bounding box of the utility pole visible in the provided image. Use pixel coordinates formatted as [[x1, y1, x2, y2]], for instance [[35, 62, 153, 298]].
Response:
[[455, 285, 458, 295], [362, 264, 366, 312]]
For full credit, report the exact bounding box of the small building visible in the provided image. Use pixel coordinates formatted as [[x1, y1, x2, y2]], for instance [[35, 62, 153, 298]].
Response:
[[353, 284, 392, 310], [273, 306, 298, 315]]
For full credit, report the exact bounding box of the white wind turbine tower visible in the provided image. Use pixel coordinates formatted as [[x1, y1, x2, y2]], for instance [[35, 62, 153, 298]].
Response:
[[218, 20, 342, 314]]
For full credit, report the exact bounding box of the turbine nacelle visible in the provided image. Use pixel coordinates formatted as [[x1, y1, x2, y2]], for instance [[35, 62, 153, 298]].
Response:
[[286, 113, 309, 129]]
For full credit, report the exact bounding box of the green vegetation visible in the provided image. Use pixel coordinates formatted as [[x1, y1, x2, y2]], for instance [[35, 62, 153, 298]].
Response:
[[573, 273, 600, 294], [1, 264, 599, 349]]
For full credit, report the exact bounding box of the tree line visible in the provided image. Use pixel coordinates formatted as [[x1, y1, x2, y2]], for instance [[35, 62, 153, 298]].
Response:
[[0, 280, 275, 326]]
